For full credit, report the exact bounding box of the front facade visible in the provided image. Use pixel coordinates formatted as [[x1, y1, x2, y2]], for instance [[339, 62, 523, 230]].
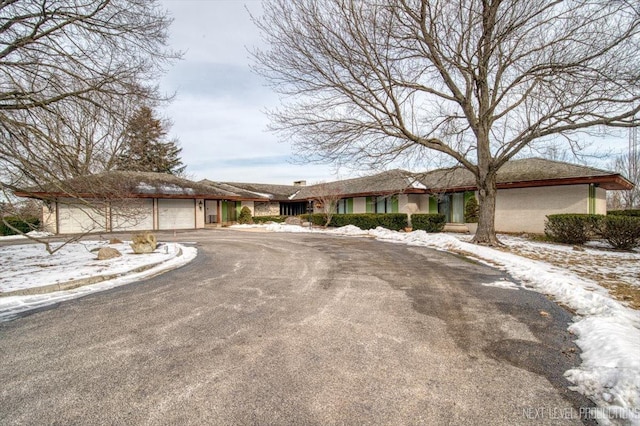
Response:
[[17, 158, 634, 235]]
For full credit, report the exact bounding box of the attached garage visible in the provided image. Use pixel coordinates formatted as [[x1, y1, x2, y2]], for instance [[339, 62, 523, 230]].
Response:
[[16, 170, 283, 234], [158, 199, 196, 230], [111, 199, 154, 231], [57, 201, 107, 234]]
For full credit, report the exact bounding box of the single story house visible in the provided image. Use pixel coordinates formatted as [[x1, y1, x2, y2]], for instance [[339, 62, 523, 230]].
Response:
[[16, 158, 634, 234], [209, 158, 633, 234], [14, 172, 265, 234]]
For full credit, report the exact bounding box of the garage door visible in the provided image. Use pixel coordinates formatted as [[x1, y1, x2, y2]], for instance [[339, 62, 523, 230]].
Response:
[[111, 199, 154, 231], [158, 199, 195, 230], [58, 202, 107, 234]]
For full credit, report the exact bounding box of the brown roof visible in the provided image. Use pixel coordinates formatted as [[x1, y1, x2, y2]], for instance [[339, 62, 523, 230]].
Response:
[[200, 180, 299, 201], [291, 169, 425, 200], [417, 158, 633, 192], [16, 158, 632, 202], [16, 171, 254, 200]]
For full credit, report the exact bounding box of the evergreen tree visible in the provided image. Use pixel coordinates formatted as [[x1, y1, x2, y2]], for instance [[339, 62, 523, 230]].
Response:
[[116, 106, 186, 175]]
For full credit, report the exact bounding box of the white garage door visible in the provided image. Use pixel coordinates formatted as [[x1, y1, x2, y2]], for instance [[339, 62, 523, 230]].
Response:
[[158, 199, 195, 230], [58, 202, 107, 234], [111, 199, 154, 231]]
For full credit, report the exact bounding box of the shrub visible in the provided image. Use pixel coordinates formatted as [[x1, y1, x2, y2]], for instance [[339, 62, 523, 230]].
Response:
[[464, 196, 479, 223], [238, 206, 253, 224], [300, 214, 326, 226], [375, 213, 409, 231], [252, 215, 288, 224], [608, 209, 640, 217], [598, 215, 640, 250], [301, 213, 408, 230], [0, 216, 41, 236], [411, 214, 446, 233], [544, 214, 603, 245]]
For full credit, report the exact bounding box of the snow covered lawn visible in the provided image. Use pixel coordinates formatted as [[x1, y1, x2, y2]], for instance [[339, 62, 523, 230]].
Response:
[[0, 238, 197, 321], [233, 223, 640, 425]]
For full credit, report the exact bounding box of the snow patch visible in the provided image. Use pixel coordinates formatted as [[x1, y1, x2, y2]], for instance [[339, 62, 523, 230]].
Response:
[[481, 280, 519, 290], [0, 241, 197, 321]]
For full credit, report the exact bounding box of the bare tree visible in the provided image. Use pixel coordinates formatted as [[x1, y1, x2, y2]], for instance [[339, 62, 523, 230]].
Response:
[[253, 0, 640, 245], [0, 0, 180, 248], [309, 182, 344, 227], [610, 152, 640, 209]]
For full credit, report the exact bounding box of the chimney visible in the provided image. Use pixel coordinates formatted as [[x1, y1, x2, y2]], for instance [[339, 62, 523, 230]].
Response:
[[293, 180, 307, 186]]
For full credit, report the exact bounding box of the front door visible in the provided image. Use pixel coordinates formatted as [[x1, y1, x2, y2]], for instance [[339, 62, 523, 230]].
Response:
[[205, 200, 219, 224]]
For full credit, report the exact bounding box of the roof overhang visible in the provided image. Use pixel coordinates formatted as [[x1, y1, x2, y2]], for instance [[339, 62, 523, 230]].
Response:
[[13, 191, 268, 202], [290, 188, 426, 201], [425, 174, 634, 193]]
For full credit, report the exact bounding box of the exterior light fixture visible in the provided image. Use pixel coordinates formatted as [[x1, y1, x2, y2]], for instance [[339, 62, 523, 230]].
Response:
[[198, 200, 203, 211]]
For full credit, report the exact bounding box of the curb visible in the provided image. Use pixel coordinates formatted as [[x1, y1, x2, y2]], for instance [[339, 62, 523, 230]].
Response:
[[0, 247, 184, 298]]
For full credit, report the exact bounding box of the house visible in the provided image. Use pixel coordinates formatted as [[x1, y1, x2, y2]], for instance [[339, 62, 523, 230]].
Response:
[[16, 158, 634, 235], [212, 158, 633, 234], [14, 171, 265, 234]]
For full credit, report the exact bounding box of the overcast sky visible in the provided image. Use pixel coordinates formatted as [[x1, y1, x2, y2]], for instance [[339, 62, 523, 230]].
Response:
[[158, 0, 339, 184], [158, 0, 631, 184]]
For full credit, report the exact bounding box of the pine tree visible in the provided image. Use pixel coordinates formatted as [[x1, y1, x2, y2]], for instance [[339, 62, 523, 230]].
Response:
[[116, 106, 186, 175]]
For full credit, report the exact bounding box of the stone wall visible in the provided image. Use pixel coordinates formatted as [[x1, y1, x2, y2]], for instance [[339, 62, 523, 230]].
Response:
[[254, 202, 280, 216]]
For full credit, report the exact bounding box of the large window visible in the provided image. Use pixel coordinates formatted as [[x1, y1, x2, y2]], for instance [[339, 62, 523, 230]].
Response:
[[337, 198, 353, 214], [436, 192, 470, 223], [280, 202, 307, 216], [366, 196, 398, 213]]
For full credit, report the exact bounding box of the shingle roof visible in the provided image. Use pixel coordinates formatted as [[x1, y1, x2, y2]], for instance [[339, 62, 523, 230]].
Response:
[[18, 158, 630, 202], [17, 171, 245, 199], [200, 180, 299, 201], [290, 169, 425, 200], [416, 157, 633, 191]]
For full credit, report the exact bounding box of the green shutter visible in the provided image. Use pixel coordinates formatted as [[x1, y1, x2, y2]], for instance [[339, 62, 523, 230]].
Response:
[[366, 197, 374, 213], [347, 198, 354, 214], [429, 196, 438, 213], [391, 196, 399, 213], [221, 201, 228, 222], [588, 184, 596, 214]]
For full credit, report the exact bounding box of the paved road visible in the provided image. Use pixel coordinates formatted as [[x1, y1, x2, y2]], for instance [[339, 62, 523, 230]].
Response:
[[0, 230, 593, 425]]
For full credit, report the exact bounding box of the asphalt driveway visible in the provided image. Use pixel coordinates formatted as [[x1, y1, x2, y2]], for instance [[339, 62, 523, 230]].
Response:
[[0, 230, 593, 425]]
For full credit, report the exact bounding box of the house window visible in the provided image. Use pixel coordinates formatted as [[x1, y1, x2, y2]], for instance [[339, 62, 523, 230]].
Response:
[[437, 193, 465, 223], [337, 198, 353, 214], [366, 196, 398, 213], [280, 202, 306, 216], [452, 193, 465, 223]]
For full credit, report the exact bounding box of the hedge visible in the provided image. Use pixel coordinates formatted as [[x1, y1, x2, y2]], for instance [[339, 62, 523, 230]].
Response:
[[252, 215, 288, 223], [300, 214, 326, 226], [598, 215, 640, 250], [410, 214, 446, 233], [0, 216, 40, 236], [301, 213, 408, 231], [608, 209, 640, 217], [544, 214, 603, 245]]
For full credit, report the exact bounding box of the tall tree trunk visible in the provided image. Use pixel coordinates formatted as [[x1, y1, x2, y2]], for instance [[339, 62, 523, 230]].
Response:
[[473, 128, 500, 245], [473, 170, 500, 245]]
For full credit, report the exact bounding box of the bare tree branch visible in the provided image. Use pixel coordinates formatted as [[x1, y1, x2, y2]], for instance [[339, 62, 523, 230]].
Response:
[[0, 0, 180, 249], [252, 0, 640, 244]]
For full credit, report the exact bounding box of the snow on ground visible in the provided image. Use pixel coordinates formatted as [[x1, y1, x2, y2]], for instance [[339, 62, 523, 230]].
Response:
[[0, 238, 197, 322], [232, 223, 640, 425]]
